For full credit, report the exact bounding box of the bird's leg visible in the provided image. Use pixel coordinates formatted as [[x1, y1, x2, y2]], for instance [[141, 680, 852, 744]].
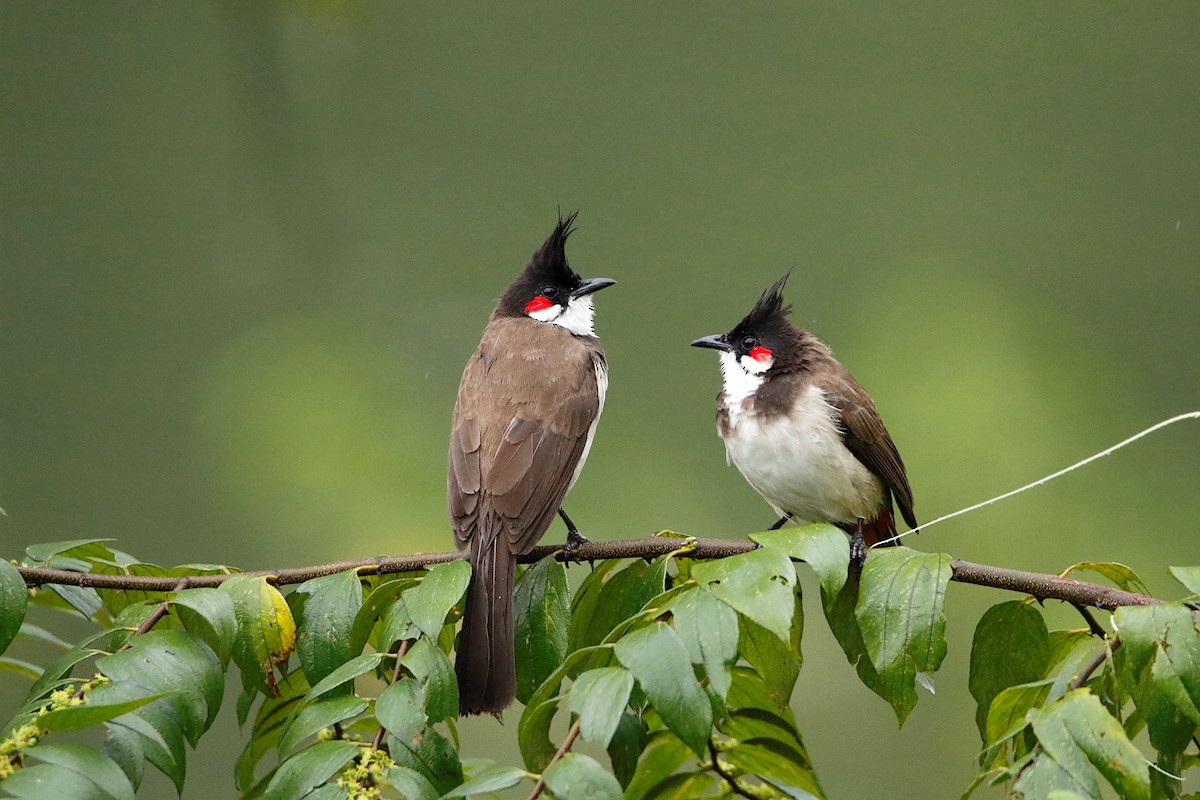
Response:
[[849, 517, 867, 566], [558, 508, 589, 555], [767, 513, 793, 531]]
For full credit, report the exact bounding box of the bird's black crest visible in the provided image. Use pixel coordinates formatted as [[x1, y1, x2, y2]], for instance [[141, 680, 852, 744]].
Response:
[[733, 271, 794, 336], [496, 211, 583, 316]]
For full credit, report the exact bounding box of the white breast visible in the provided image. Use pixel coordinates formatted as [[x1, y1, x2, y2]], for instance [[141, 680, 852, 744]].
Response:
[[567, 355, 606, 492], [720, 383, 882, 525]]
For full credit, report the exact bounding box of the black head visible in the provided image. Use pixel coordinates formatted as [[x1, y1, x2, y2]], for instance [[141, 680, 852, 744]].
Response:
[[497, 212, 615, 322], [690, 272, 805, 372]]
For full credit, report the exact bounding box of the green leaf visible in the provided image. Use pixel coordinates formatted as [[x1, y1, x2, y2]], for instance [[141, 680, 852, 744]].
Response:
[[47, 584, 105, 621], [622, 731, 695, 800], [855, 547, 952, 724], [440, 765, 528, 797], [514, 556, 570, 705], [293, 569, 364, 691], [569, 558, 667, 652], [90, 562, 170, 619], [985, 679, 1053, 749], [97, 629, 224, 743], [541, 753, 622, 800], [376, 676, 425, 741], [0, 656, 42, 680], [0, 559, 28, 656], [669, 587, 738, 702], [102, 694, 187, 793], [349, 576, 419, 654], [16, 621, 73, 650], [753, 523, 849, 610], [260, 739, 359, 800], [692, 546, 796, 643], [25, 538, 115, 563], [1060, 561, 1151, 596], [170, 588, 237, 665], [722, 739, 825, 797], [221, 576, 297, 694], [517, 644, 613, 771], [24, 743, 135, 800], [0, 763, 108, 798], [637, 771, 717, 799], [103, 719, 145, 790], [39, 692, 170, 732], [388, 726, 463, 795], [614, 622, 712, 756], [401, 636, 457, 724], [569, 666, 634, 747], [303, 652, 384, 700], [277, 694, 369, 756], [1168, 565, 1200, 596], [737, 586, 803, 712], [969, 601, 1051, 740], [606, 712, 647, 789], [384, 765, 441, 800], [404, 559, 471, 640], [1029, 689, 1150, 800], [236, 670, 309, 790]]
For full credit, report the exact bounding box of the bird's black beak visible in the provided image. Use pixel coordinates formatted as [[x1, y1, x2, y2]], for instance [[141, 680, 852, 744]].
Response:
[[690, 333, 734, 352], [571, 277, 616, 299]]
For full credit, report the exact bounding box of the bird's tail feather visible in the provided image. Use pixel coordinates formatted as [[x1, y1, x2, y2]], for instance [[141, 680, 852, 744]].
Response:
[[455, 527, 516, 715]]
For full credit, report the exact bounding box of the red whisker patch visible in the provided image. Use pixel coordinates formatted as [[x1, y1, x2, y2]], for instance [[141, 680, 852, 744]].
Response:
[[749, 346, 773, 362], [524, 296, 553, 314]]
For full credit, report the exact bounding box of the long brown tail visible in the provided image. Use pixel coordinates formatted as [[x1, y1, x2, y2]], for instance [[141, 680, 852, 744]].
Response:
[[455, 534, 516, 715]]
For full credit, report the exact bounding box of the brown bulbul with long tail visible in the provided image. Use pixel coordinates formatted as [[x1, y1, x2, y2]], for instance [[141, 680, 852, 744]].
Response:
[[691, 273, 915, 562], [449, 213, 613, 715]]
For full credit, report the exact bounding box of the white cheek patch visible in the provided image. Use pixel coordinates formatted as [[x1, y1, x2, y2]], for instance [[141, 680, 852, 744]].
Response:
[[527, 304, 564, 324], [718, 350, 766, 403], [529, 295, 596, 337], [740, 352, 773, 374]]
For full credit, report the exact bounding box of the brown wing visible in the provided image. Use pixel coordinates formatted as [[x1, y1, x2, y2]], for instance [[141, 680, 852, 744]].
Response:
[[813, 367, 917, 530], [448, 318, 602, 555]]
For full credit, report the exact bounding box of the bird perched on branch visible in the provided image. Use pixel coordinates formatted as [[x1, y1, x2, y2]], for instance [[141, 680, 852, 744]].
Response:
[[448, 213, 614, 715], [690, 273, 916, 563]]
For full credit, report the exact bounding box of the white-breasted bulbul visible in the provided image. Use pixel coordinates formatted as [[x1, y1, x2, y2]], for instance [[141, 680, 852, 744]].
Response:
[[449, 213, 614, 715], [690, 273, 916, 562]]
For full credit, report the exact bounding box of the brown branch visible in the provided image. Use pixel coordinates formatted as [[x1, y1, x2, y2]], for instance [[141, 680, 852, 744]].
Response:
[[370, 638, 412, 753], [13, 536, 1165, 611], [1070, 638, 1121, 691], [527, 717, 582, 800], [1070, 602, 1108, 637], [709, 739, 757, 800]]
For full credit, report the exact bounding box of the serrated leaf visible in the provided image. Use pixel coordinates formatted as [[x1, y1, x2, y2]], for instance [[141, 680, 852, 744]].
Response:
[[170, 588, 237, 665], [293, 569, 364, 691], [24, 743, 135, 800], [669, 587, 738, 702], [277, 694, 369, 757], [1060, 561, 1151, 596], [221, 576, 297, 694], [569, 558, 667, 652], [614, 622, 712, 756], [260, 739, 359, 800], [514, 556, 570, 705], [569, 666, 634, 747], [39, 692, 170, 731], [401, 637, 457, 724], [753, 523, 849, 610], [0, 763, 108, 798], [303, 652, 384, 700], [404, 560, 471, 640], [692, 546, 796, 642], [97, 630, 224, 743], [969, 601, 1051, 740], [1168, 565, 1200, 597], [388, 726, 463, 794], [1030, 689, 1150, 800], [622, 731, 694, 800], [376, 677, 425, 741], [541, 752, 621, 800], [0, 559, 28, 656], [855, 547, 952, 724], [440, 765, 527, 797]]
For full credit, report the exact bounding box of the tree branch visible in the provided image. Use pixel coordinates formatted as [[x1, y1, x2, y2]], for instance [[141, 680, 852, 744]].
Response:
[[13, 536, 1164, 611], [527, 717, 581, 800]]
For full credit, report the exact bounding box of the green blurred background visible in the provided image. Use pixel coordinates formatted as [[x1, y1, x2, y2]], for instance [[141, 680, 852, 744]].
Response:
[[3, 3, 1198, 797]]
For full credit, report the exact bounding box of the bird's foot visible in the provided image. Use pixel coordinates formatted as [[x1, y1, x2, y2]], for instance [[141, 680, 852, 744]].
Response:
[[849, 531, 867, 567], [767, 513, 793, 531]]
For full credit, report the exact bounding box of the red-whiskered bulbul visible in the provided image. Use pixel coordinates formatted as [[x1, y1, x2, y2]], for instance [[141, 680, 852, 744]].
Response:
[[449, 213, 614, 715], [690, 273, 916, 562]]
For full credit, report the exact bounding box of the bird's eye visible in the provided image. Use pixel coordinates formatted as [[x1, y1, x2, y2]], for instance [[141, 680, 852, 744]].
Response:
[[740, 336, 757, 351], [541, 286, 559, 299]]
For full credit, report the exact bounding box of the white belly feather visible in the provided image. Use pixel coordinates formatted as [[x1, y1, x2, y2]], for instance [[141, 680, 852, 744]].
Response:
[[721, 384, 882, 525], [567, 355, 606, 493]]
